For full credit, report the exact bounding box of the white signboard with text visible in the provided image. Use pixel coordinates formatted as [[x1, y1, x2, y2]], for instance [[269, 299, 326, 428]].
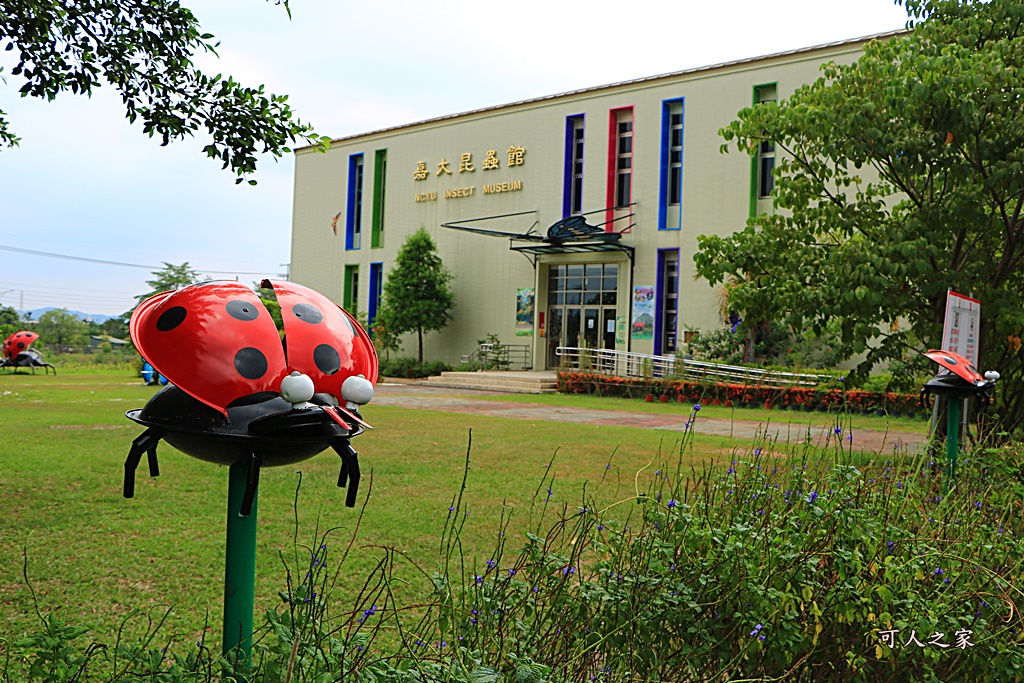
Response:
[[941, 290, 980, 366]]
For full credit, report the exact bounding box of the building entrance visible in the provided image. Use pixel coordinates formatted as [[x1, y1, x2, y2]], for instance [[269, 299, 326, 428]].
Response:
[[545, 263, 619, 368]]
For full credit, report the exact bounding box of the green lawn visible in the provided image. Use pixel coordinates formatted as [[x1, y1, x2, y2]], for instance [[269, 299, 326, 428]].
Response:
[[0, 368, 761, 649], [476, 390, 932, 434]]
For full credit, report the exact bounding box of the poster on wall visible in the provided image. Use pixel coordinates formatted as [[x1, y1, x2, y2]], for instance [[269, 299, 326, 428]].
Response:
[[515, 288, 535, 336], [631, 286, 655, 340]]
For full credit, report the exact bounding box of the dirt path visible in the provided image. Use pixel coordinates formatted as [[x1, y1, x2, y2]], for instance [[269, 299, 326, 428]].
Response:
[[370, 383, 926, 455]]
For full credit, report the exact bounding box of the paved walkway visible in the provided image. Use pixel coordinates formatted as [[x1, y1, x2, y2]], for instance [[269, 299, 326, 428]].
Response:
[[371, 382, 927, 455]]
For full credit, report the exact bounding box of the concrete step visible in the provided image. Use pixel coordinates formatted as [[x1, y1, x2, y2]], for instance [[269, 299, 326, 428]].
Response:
[[422, 371, 558, 394]]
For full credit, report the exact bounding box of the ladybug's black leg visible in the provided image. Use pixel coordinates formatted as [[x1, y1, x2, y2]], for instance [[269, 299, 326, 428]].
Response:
[[239, 453, 262, 517], [124, 429, 166, 498], [330, 440, 360, 508], [147, 446, 160, 478]]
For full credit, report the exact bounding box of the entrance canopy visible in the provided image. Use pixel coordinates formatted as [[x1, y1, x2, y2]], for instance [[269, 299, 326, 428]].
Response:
[[442, 210, 635, 267]]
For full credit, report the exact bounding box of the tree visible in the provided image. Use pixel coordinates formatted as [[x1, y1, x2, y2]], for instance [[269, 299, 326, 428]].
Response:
[[695, 0, 1024, 432], [380, 228, 455, 362], [136, 262, 203, 303], [36, 308, 87, 348], [0, 0, 329, 183], [92, 313, 131, 341], [0, 305, 21, 341]]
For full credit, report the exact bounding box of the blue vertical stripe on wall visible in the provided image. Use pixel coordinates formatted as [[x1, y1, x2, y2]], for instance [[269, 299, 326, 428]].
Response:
[[658, 98, 684, 230], [345, 153, 363, 251], [653, 248, 679, 357], [368, 262, 382, 328], [654, 250, 666, 356], [562, 114, 583, 218]]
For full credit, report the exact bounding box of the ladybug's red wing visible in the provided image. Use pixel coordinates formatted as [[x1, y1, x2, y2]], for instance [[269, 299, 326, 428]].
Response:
[[3, 331, 39, 360], [131, 282, 288, 414], [266, 280, 379, 400], [924, 349, 983, 383]]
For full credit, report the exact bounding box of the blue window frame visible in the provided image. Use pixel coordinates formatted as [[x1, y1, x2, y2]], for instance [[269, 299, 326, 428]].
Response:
[[346, 153, 364, 250], [658, 98, 684, 230], [562, 114, 585, 217], [368, 262, 383, 331]]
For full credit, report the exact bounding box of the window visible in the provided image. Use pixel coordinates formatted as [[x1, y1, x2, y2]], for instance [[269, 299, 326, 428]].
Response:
[[343, 264, 359, 313], [668, 108, 683, 205], [659, 98, 684, 230], [656, 250, 679, 355], [563, 115, 585, 217], [759, 140, 775, 198], [752, 84, 777, 207], [615, 114, 633, 208], [605, 106, 634, 228], [371, 149, 387, 248], [368, 262, 383, 330], [346, 153, 364, 250]]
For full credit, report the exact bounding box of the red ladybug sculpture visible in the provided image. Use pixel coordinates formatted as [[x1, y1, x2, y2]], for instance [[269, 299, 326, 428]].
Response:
[[0, 330, 56, 374], [921, 349, 998, 406], [124, 279, 378, 515]]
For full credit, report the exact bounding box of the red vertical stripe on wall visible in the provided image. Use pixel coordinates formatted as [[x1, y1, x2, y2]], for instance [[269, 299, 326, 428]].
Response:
[[606, 105, 633, 230]]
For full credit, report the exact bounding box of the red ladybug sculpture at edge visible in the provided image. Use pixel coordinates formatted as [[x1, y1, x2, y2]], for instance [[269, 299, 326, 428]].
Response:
[[920, 349, 999, 407], [124, 279, 378, 516], [1, 330, 56, 374]]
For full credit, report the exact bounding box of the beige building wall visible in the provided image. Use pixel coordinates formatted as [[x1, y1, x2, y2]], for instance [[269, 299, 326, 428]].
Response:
[[291, 33, 892, 370]]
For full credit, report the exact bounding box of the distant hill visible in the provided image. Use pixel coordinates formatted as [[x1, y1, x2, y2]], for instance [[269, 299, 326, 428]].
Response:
[[18, 308, 115, 324]]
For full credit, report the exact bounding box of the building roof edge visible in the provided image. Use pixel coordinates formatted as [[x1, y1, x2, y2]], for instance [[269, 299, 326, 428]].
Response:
[[297, 28, 908, 153]]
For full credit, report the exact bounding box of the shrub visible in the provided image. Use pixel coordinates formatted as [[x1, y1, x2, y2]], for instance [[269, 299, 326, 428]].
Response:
[[379, 356, 451, 378]]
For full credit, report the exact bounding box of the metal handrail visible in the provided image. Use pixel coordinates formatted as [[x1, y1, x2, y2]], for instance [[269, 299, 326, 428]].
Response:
[[462, 343, 533, 371], [555, 346, 829, 386]]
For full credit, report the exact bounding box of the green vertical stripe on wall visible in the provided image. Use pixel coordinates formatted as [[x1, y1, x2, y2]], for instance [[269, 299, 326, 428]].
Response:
[[371, 149, 387, 249], [748, 85, 760, 219], [749, 82, 777, 219], [343, 264, 358, 311]]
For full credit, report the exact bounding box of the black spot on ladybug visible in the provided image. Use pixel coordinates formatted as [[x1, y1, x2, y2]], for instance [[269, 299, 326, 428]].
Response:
[[313, 344, 340, 375], [17, 342, 24, 349], [234, 347, 269, 380], [15, 333, 23, 337], [156, 306, 188, 332], [292, 303, 323, 324], [226, 300, 260, 322]]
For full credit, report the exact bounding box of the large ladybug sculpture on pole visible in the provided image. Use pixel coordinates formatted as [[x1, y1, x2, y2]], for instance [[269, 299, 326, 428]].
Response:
[[1, 330, 56, 374], [920, 349, 998, 488], [123, 278, 378, 666]]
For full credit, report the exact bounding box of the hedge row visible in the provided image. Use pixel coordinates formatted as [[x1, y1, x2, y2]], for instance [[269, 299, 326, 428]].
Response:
[[557, 371, 927, 415]]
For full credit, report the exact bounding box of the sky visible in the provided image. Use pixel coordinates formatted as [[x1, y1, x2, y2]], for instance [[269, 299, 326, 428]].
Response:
[[0, 0, 911, 318]]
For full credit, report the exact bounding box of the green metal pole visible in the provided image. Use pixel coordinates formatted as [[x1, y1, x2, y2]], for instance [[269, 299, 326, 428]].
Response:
[[945, 397, 961, 491], [223, 460, 258, 668]]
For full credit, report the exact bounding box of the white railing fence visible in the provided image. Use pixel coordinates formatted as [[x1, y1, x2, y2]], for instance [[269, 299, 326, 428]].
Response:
[[555, 346, 828, 387]]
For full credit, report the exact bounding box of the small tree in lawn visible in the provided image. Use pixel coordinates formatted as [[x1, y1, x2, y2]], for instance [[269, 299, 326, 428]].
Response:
[[136, 262, 203, 303], [381, 228, 454, 362]]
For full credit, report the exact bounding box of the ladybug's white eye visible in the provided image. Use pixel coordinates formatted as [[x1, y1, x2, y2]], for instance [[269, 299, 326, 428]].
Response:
[[280, 371, 315, 405], [342, 375, 374, 405]]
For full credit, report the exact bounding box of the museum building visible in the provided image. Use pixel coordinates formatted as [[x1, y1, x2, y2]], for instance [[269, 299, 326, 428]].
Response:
[[289, 31, 899, 370]]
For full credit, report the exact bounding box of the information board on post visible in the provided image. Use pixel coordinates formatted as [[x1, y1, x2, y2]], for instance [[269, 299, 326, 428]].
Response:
[[941, 290, 981, 366]]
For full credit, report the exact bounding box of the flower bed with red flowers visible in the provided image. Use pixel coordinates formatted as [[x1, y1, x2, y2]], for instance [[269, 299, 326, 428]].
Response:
[[557, 372, 927, 416]]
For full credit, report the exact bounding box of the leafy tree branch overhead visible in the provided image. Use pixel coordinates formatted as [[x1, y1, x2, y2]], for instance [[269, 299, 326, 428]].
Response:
[[695, 0, 1024, 432], [0, 0, 329, 183]]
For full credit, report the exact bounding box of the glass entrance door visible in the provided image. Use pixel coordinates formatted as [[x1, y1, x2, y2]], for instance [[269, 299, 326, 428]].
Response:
[[546, 262, 619, 368]]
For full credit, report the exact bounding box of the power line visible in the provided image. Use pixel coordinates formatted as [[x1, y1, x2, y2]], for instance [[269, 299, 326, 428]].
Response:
[[0, 244, 281, 276]]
